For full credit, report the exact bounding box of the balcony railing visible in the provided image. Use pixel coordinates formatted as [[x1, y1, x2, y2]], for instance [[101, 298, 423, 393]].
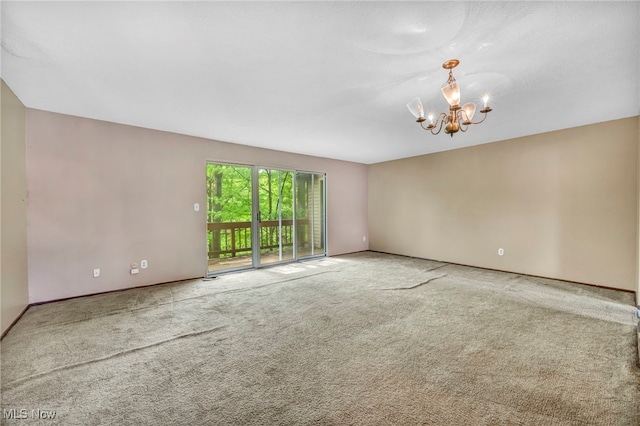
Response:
[[207, 219, 310, 259]]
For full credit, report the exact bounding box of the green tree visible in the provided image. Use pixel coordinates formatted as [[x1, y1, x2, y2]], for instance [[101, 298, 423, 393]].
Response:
[[206, 165, 295, 258]]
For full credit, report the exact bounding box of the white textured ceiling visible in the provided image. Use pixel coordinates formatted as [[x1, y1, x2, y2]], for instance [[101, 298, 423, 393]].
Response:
[[1, 1, 639, 164]]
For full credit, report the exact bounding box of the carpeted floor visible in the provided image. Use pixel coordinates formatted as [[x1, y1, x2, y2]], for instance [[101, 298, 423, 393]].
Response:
[[1, 251, 638, 425]]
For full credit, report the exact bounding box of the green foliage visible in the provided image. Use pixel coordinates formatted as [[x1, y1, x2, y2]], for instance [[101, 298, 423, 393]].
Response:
[[206, 164, 296, 223], [206, 164, 252, 222], [258, 169, 294, 220]]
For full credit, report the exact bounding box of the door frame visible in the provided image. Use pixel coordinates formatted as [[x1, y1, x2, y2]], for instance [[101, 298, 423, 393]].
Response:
[[206, 162, 326, 277]]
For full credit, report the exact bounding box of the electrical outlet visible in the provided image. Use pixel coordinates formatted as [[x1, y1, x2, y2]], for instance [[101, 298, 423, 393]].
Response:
[[131, 268, 139, 275], [362, 236, 367, 242], [93, 269, 100, 278], [498, 248, 504, 256], [131, 262, 139, 269], [141, 260, 148, 269]]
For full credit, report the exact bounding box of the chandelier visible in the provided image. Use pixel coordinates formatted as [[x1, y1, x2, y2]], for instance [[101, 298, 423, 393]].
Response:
[[407, 59, 492, 137]]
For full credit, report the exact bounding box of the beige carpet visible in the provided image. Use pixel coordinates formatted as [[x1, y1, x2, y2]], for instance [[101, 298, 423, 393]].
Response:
[[1, 251, 638, 425]]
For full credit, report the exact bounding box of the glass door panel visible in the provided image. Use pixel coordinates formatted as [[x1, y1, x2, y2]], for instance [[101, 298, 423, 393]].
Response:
[[206, 163, 253, 273], [312, 173, 326, 255], [258, 168, 294, 265], [295, 172, 326, 258]]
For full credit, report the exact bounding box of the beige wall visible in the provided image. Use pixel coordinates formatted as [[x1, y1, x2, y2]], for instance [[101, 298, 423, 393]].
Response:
[[369, 117, 639, 291], [26, 109, 368, 303], [1, 81, 29, 334]]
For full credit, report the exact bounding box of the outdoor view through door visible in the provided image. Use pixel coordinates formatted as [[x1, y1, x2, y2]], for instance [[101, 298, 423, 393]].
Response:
[[206, 163, 326, 274]]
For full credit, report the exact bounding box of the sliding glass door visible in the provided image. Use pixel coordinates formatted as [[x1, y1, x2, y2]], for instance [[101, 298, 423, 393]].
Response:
[[206, 163, 326, 275]]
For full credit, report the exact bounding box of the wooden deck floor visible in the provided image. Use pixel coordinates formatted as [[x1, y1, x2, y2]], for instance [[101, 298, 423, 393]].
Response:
[[208, 248, 316, 273]]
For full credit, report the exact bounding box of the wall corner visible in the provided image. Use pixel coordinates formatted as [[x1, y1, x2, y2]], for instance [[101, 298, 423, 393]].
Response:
[[1, 79, 29, 336]]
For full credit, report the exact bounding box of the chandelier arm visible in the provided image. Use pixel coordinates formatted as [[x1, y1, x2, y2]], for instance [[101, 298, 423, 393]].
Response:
[[418, 112, 447, 134], [467, 110, 491, 125], [457, 111, 470, 132], [418, 121, 432, 131], [430, 112, 448, 135]]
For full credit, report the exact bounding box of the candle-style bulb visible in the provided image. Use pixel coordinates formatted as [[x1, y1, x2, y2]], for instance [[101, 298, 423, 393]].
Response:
[[482, 93, 489, 107]]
